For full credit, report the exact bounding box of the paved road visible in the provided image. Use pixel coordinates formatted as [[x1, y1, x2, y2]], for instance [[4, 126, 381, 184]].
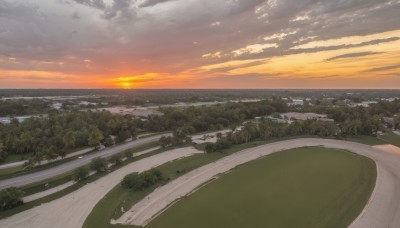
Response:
[[0, 161, 26, 170], [0, 147, 202, 228], [113, 139, 400, 228], [0, 133, 170, 190], [0, 148, 93, 170]]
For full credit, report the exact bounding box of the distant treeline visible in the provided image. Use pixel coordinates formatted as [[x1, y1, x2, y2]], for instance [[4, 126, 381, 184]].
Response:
[[1, 89, 399, 100], [0, 100, 52, 117], [0, 99, 288, 163], [0, 98, 399, 164]]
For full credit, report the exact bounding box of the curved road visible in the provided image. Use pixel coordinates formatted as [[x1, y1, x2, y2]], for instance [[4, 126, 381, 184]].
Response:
[[115, 139, 400, 228], [0, 133, 170, 190], [0, 147, 202, 228], [1, 139, 400, 228]]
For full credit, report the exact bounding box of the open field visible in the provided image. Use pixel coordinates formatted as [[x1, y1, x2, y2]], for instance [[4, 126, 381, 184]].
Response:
[[84, 139, 329, 228], [146, 147, 376, 228]]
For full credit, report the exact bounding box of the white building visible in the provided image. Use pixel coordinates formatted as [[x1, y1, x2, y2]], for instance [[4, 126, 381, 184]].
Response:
[[51, 102, 63, 110], [288, 99, 304, 106]]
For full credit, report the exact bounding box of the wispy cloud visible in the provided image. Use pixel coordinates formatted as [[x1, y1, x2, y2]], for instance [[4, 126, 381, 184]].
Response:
[[325, 51, 383, 61], [139, 0, 176, 8], [365, 64, 400, 72]]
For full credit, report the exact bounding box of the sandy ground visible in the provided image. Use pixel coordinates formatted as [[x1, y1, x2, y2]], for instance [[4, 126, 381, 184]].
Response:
[[0, 147, 202, 228], [114, 139, 400, 228], [373, 144, 400, 154]]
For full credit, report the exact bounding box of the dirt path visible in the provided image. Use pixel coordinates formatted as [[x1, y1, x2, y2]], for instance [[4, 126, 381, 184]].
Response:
[[114, 139, 400, 228], [0, 147, 202, 228]]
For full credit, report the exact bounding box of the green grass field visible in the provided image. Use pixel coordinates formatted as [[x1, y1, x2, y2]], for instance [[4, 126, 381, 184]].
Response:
[[146, 147, 376, 228], [347, 135, 388, 145], [84, 140, 281, 228], [379, 132, 400, 147]]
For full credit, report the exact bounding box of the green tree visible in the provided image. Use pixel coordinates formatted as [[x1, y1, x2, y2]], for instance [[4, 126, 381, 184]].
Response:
[[0, 187, 24, 211], [125, 150, 134, 159], [121, 173, 144, 190], [109, 153, 123, 166], [0, 143, 7, 161], [159, 136, 172, 148], [58, 149, 67, 159], [88, 127, 104, 150], [63, 131, 76, 148], [73, 166, 90, 182], [89, 157, 108, 173], [204, 143, 218, 153]]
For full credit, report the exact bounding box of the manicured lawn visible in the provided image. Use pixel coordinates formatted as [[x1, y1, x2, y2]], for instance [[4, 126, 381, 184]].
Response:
[[347, 135, 388, 145], [147, 147, 376, 228], [379, 132, 400, 147], [0, 153, 31, 165]]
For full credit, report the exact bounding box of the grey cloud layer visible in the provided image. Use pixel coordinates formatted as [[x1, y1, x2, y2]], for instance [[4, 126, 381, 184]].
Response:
[[0, 0, 399, 76]]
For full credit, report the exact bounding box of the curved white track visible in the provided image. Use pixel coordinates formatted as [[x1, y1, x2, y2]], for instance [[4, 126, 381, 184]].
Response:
[[115, 139, 400, 228]]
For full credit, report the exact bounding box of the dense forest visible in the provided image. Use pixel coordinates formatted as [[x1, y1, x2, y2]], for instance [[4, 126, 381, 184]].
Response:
[[0, 98, 399, 165], [0, 110, 139, 163], [0, 100, 52, 117], [0, 100, 288, 163]]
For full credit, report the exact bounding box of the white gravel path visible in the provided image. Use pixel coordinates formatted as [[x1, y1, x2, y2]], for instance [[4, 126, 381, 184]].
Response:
[[114, 139, 400, 228], [0, 147, 202, 228]]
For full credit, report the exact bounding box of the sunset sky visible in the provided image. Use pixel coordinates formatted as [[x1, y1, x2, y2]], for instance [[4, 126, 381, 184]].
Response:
[[0, 0, 400, 89]]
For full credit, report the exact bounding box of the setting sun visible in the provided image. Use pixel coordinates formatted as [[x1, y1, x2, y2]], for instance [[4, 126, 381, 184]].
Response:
[[122, 82, 132, 88]]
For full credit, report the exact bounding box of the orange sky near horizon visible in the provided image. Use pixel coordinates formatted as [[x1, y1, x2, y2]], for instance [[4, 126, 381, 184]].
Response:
[[1, 0, 400, 89]]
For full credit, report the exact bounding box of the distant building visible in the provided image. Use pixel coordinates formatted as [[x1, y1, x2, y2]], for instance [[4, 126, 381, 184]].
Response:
[[281, 112, 334, 122], [0, 115, 47, 125], [288, 99, 304, 106], [51, 102, 63, 110], [101, 106, 163, 117], [79, 101, 97, 106], [0, 118, 11, 125], [351, 101, 378, 107]]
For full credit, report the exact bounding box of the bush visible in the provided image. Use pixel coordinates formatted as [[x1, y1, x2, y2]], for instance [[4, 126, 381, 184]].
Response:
[[204, 143, 218, 153], [216, 138, 231, 150], [73, 166, 90, 181], [121, 169, 163, 191], [125, 150, 134, 159], [89, 157, 108, 173], [109, 153, 123, 166], [121, 173, 144, 190], [0, 187, 24, 211]]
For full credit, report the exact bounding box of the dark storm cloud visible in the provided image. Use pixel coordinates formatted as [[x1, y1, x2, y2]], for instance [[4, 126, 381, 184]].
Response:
[[325, 52, 383, 61], [0, 0, 399, 76]]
